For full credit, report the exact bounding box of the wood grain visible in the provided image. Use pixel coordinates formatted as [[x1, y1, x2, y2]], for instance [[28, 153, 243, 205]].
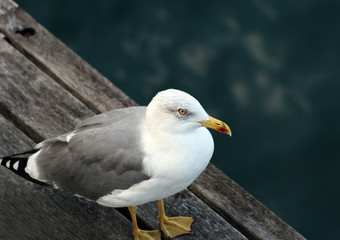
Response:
[[0, 36, 94, 141], [0, 6, 136, 114], [0, 167, 134, 240], [0, 114, 35, 156]]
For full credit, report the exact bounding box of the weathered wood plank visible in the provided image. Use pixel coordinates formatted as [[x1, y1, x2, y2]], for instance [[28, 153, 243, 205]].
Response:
[[0, 35, 94, 141], [0, 6, 136, 114], [0, 113, 35, 156], [0, 168, 134, 240], [0, 115, 133, 240], [189, 164, 306, 240]]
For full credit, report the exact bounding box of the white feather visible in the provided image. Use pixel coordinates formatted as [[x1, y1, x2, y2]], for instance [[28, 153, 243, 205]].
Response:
[[66, 132, 75, 142], [25, 150, 41, 180], [13, 161, 19, 170]]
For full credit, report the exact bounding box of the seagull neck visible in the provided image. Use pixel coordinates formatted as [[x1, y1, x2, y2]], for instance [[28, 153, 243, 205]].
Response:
[[145, 118, 177, 145], [145, 121, 174, 138]]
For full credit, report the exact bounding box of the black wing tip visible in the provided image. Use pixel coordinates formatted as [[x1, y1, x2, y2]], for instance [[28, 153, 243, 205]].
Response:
[[0, 152, 49, 187]]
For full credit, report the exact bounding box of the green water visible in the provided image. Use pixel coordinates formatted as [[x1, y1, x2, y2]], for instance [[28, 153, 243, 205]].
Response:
[[15, 0, 340, 239]]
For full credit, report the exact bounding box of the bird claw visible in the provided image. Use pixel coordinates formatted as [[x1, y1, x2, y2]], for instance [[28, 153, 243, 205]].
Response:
[[133, 229, 161, 240], [160, 216, 194, 238]]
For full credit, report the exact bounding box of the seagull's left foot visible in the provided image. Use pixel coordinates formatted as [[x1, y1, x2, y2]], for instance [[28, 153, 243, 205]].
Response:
[[157, 200, 194, 238]]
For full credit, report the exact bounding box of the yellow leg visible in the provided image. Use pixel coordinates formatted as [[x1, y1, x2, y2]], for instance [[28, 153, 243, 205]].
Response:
[[128, 206, 161, 240], [157, 200, 194, 239]]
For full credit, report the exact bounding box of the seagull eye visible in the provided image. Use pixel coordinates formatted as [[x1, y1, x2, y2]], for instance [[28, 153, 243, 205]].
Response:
[[178, 108, 187, 115]]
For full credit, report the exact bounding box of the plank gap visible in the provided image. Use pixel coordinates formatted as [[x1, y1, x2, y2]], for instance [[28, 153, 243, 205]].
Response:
[[3, 34, 101, 115], [0, 101, 43, 144]]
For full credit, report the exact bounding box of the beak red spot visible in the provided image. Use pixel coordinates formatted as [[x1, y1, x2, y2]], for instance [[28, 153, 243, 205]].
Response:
[[217, 128, 229, 134]]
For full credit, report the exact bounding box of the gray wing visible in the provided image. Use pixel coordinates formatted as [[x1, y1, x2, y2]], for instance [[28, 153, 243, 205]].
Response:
[[33, 106, 150, 200]]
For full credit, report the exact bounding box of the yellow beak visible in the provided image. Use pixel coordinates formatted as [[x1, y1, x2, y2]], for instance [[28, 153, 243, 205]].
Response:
[[199, 116, 232, 136]]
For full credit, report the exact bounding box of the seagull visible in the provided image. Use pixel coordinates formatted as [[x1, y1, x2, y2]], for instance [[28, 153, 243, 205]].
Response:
[[0, 89, 231, 240]]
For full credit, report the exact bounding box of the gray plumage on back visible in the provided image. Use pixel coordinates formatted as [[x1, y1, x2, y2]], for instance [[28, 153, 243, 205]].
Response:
[[32, 106, 150, 200]]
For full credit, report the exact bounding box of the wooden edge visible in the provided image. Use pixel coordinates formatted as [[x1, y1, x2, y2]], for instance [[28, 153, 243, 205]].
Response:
[[189, 164, 306, 240]]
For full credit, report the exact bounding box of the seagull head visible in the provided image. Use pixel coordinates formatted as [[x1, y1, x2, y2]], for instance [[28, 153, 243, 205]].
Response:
[[146, 89, 231, 136]]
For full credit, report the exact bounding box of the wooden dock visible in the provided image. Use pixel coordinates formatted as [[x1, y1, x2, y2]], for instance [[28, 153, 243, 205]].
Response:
[[0, 1, 306, 239]]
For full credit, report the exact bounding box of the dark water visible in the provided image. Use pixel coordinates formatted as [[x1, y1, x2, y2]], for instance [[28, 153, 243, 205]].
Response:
[[15, 0, 340, 239]]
